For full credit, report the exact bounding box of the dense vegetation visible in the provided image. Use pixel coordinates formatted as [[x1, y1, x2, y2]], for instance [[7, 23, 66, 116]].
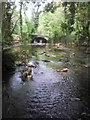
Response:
[[2, 1, 90, 72], [2, 1, 90, 47]]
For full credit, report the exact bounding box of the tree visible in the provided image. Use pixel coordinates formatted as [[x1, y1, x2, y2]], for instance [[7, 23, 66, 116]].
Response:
[[74, 2, 89, 45], [20, 2, 23, 41], [2, 2, 19, 46], [61, 2, 89, 45], [37, 5, 64, 44]]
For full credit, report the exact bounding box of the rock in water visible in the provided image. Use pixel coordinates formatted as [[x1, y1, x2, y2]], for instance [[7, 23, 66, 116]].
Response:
[[61, 68, 68, 72], [28, 61, 35, 67], [56, 68, 69, 73], [51, 55, 56, 58], [72, 53, 75, 55], [45, 54, 50, 57], [35, 61, 39, 65], [56, 70, 61, 72], [40, 71, 44, 74]]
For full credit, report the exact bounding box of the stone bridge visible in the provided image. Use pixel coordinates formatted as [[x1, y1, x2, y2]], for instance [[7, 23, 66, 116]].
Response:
[[31, 35, 49, 43]]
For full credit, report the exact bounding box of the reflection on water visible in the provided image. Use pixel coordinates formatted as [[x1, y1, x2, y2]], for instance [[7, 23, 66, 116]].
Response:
[[5, 45, 90, 95], [9, 72, 22, 91], [3, 45, 90, 118]]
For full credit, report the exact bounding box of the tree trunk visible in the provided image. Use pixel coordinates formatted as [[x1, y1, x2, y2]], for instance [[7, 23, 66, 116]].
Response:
[[20, 2, 23, 42]]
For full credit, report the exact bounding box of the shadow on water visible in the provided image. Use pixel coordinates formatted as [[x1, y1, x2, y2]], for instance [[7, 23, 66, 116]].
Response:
[[2, 45, 90, 119]]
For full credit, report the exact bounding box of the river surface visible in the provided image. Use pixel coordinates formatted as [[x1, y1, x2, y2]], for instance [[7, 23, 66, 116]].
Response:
[[2, 45, 90, 119]]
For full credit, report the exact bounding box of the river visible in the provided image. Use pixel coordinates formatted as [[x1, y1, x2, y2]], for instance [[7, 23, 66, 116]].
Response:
[[2, 45, 90, 119]]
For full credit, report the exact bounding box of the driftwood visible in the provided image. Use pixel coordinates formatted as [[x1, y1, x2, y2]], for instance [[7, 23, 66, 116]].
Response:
[[57, 68, 69, 73]]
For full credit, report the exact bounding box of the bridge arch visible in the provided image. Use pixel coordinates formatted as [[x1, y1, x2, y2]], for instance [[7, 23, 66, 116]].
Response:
[[31, 35, 49, 43]]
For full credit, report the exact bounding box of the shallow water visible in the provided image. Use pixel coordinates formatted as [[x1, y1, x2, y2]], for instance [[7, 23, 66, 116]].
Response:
[[2, 45, 90, 119]]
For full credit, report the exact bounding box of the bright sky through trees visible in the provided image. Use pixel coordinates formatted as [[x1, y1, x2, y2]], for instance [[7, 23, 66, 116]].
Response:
[[15, 0, 53, 20]]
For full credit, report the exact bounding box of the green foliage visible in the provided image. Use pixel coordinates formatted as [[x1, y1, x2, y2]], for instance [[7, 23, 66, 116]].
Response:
[[61, 2, 76, 36], [37, 2, 89, 45], [22, 16, 36, 43], [2, 2, 20, 46], [2, 1, 89, 46], [37, 6, 64, 43], [62, 2, 89, 45]]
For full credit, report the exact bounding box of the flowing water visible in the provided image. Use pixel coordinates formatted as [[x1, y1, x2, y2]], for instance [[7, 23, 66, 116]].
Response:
[[2, 45, 90, 119]]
